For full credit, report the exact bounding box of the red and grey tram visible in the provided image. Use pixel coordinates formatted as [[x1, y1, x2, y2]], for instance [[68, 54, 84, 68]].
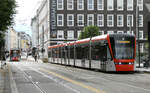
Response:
[[48, 34, 136, 72], [10, 49, 21, 61]]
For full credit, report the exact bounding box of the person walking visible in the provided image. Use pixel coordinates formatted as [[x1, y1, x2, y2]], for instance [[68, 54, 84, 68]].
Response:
[[34, 50, 38, 62]]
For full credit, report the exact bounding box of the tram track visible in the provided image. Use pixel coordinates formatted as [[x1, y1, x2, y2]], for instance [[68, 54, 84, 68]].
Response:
[[22, 70, 47, 93], [11, 64, 47, 93]]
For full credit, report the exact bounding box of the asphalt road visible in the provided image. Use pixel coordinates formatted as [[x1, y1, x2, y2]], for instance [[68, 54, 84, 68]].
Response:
[[7, 61, 150, 93]]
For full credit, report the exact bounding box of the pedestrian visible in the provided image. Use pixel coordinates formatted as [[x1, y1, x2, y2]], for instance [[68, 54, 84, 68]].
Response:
[[26, 51, 28, 59], [34, 50, 38, 62]]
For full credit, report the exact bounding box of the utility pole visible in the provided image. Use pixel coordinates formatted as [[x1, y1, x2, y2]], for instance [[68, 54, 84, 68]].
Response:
[[136, 6, 140, 68]]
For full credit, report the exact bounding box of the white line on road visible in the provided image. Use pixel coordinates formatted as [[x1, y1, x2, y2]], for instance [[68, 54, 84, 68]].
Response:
[[29, 67, 81, 93]]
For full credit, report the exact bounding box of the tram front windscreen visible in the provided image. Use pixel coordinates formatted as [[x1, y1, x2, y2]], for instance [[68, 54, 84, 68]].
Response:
[[110, 35, 135, 60]]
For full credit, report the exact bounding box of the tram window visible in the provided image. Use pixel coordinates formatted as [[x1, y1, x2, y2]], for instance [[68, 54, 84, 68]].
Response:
[[48, 50, 51, 57], [70, 46, 74, 59], [58, 48, 61, 58], [76, 45, 82, 59], [91, 41, 107, 61]]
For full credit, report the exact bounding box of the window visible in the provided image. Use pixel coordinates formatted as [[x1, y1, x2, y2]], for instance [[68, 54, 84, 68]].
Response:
[[99, 31, 104, 35], [67, 30, 74, 39], [97, 0, 104, 10], [77, 14, 84, 26], [57, 30, 64, 39], [127, 0, 133, 11], [117, 0, 123, 10], [117, 31, 124, 34], [140, 43, 144, 53], [77, 30, 82, 38], [107, 31, 114, 34], [57, 0, 64, 10], [127, 15, 133, 27], [67, 14, 74, 26], [88, 0, 94, 10], [117, 15, 124, 27], [139, 30, 143, 39], [127, 31, 134, 35], [67, 0, 74, 10], [77, 0, 84, 10], [107, 0, 114, 10], [137, 0, 143, 11], [107, 15, 114, 27], [87, 14, 94, 26], [57, 14, 64, 26], [97, 14, 104, 27], [139, 15, 143, 27]]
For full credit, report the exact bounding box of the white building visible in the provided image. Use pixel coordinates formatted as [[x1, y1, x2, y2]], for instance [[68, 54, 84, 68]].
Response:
[[31, 16, 38, 48], [36, 0, 50, 58]]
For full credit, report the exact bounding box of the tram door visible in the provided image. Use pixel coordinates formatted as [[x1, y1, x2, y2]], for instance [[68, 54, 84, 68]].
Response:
[[100, 45, 107, 71]]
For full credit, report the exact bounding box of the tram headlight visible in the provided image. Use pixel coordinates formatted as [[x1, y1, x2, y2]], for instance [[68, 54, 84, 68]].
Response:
[[129, 62, 132, 65], [119, 62, 122, 65]]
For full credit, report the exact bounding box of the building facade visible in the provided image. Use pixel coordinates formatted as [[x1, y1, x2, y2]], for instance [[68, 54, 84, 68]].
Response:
[[49, 0, 150, 53], [18, 32, 32, 51], [32, 0, 150, 58], [9, 28, 18, 49], [37, 0, 50, 58], [31, 16, 39, 47]]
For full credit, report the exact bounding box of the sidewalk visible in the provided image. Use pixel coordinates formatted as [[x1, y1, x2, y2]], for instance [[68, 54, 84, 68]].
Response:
[[0, 62, 10, 93], [0, 67, 5, 93]]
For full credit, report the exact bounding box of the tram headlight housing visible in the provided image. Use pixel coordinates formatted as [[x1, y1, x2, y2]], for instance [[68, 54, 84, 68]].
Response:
[[119, 62, 122, 65]]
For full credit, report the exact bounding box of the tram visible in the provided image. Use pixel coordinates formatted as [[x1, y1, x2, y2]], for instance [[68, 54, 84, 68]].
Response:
[[10, 49, 21, 61], [48, 34, 136, 72]]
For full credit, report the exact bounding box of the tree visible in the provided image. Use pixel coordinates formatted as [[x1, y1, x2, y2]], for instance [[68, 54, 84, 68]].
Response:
[[0, 0, 16, 32], [0, 0, 16, 57], [78, 25, 100, 40]]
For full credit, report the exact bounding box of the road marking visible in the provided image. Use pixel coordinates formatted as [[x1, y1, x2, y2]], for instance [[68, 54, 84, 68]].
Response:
[[30, 67, 81, 93], [40, 68, 105, 93], [8, 64, 19, 93]]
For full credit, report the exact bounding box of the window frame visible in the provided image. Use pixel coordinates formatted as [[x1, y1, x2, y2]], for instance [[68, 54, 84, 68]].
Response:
[[67, 14, 74, 26], [107, 14, 114, 27], [97, 14, 104, 27], [117, 15, 124, 27], [139, 15, 143, 27], [77, 0, 84, 10], [67, 30, 74, 39], [107, 0, 114, 11], [127, 15, 133, 27], [117, 0, 124, 11], [87, 0, 94, 10], [77, 30, 82, 38], [97, 0, 104, 10], [137, 0, 143, 11], [87, 14, 94, 26], [57, 0, 64, 10], [57, 30, 64, 39], [57, 14, 64, 26], [77, 14, 84, 26], [127, 0, 133, 11], [139, 30, 143, 39], [67, 0, 74, 10]]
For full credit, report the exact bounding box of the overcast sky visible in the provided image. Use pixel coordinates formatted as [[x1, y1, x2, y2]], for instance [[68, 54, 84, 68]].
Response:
[[14, 0, 42, 36]]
